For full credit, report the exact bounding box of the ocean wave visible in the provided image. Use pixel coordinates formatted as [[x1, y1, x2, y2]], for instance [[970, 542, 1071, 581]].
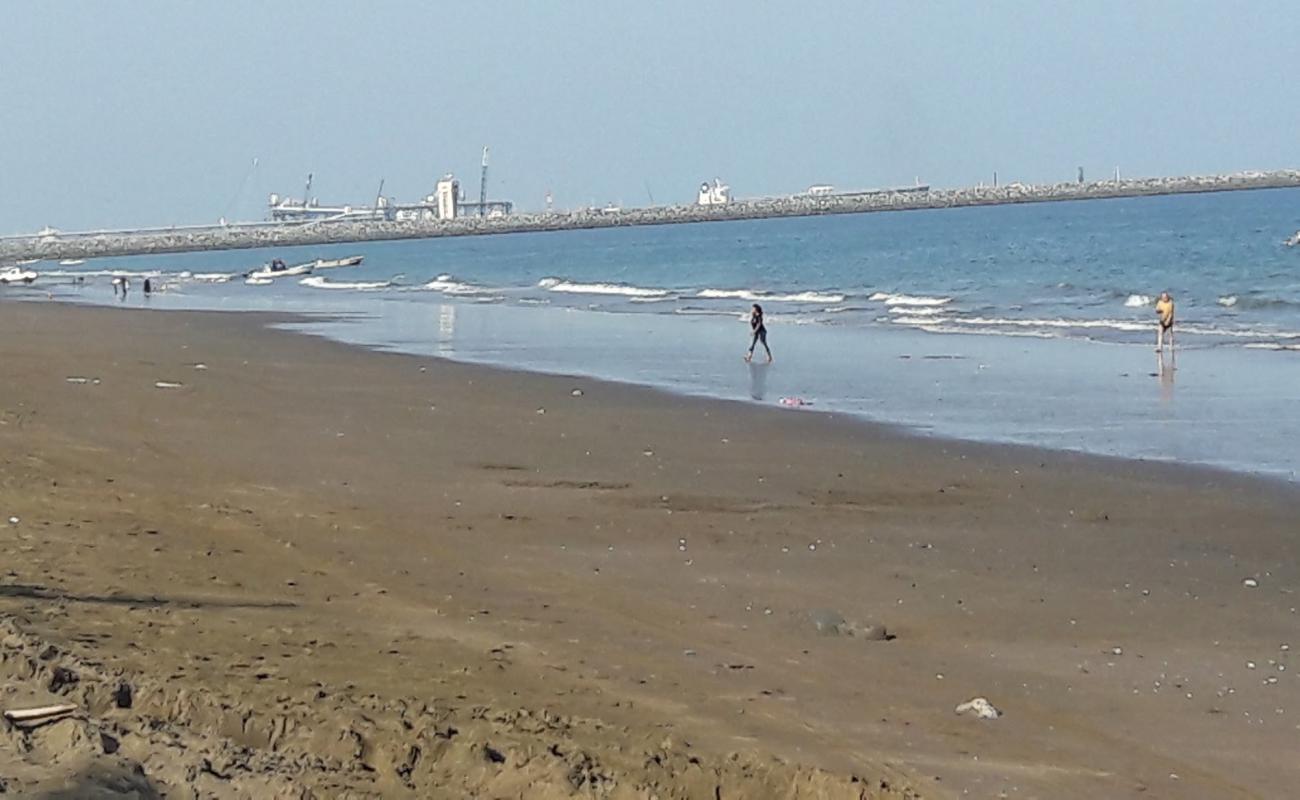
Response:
[[869, 292, 953, 307], [887, 306, 945, 317], [1243, 343, 1300, 351], [1124, 294, 1152, 308], [425, 274, 490, 295], [695, 288, 846, 303], [538, 278, 670, 298], [934, 316, 1154, 333], [299, 276, 393, 291], [890, 318, 1059, 338], [41, 268, 164, 279], [1213, 294, 1300, 310], [893, 313, 1300, 341], [187, 272, 239, 283]]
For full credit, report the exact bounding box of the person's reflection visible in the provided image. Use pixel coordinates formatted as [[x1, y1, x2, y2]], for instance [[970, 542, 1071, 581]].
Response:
[[747, 361, 769, 400], [1156, 349, 1175, 403]]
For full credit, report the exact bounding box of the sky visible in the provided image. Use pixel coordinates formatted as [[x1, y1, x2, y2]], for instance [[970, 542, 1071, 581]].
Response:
[[1, 1, 1297, 232]]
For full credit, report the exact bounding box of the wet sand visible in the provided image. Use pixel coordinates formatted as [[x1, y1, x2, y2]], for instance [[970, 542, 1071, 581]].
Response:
[[1, 301, 1297, 798]]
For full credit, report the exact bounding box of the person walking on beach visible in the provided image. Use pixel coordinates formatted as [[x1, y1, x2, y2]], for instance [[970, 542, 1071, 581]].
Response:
[[745, 303, 772, 363], [1155, 291, 1175, 352]]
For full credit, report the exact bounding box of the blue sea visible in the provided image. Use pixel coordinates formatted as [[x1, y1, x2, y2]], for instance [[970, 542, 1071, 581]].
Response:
[[19, 188, 1300, 480]]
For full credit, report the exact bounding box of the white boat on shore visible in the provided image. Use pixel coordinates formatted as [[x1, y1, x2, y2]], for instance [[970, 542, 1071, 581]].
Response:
[[0, 266, 39, 284], [244, 259, 315, 281], [313, 255, 364, 269]]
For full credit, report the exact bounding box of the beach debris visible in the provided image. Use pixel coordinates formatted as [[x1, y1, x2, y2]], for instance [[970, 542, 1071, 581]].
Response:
[[193, 363, 208, 370], [955, 697, 1002, 720], [805, 609, 887, 639], [778, 396, 812, 408], [113, 681, 133, 709], [3, 702, 78, 729], [536, 408, 545, 414], [1243, 578, 1260, 588], [65, 376, 89, 384], [571, 388, 584, 397], [7, 517, 17, 525], [154, 381, 184, 389], [809, 609, 849, 635]]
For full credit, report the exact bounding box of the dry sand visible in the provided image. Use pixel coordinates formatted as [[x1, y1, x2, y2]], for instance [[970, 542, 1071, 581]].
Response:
[[0, 302, 1297, 798]]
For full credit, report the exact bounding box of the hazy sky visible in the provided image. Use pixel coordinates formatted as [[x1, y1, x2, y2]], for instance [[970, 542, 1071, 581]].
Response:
[[2, 1, 1297, 232]]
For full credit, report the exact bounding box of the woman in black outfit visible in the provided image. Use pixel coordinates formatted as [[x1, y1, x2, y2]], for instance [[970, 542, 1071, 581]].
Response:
[[745, 303, 772, 363]]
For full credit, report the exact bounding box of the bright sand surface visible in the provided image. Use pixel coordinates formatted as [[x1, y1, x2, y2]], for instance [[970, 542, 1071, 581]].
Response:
[[1, 302, 1298, 798]]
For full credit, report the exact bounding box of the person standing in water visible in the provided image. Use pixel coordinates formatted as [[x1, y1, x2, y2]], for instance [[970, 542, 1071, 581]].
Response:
[[1155, 291, 1175, 352], [745, 303, 772, 363]]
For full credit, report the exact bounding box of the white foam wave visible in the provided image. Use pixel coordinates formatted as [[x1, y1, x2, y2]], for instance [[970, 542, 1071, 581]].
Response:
[[870, 292, 953, 307], [245, 277, 273, 286], [1217, 295, 1238, 307], [1124, 294, 1152, 307], [695, 288, 846, 303], [538, 278, 669, 298], [1243, 343, 1300, 351], [42, 269, 163, 279], [299, 276, 392, 291], [939, 316, 1153, 333], [891, 314, 1300, 342], [888, 306, 945, 316], [425, 274, 489, 295]]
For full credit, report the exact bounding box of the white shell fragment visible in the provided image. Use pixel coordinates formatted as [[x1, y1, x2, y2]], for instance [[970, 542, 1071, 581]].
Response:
[[955, 697, 1002, 720]]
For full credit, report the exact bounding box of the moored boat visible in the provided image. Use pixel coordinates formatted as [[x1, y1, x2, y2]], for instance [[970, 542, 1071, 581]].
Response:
[[244, 259, 315, 281], [313, 255, 364, 269]]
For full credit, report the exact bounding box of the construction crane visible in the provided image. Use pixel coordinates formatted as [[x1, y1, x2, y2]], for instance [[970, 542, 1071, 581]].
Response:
[[479, 147, 489, 217]]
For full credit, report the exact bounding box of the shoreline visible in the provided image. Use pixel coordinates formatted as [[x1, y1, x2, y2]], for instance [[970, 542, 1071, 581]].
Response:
[[4, 171, 1298, 261], [22, 292, 1300, 483], [2, 302, 1299, 797]]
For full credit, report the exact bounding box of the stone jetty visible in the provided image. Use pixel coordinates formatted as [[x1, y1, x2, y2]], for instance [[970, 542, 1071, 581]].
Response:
[[4, 170, 1298, 262]]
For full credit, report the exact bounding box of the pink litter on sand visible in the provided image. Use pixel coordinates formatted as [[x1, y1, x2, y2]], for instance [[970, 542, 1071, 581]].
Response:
[[779, 397, 812, 408]]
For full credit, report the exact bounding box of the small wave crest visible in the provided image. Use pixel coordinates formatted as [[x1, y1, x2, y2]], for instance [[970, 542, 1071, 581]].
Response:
[[1213, 294, 1300, 311], [887, 306, 945, 317], [695, 288, 846, 303], [1124, 294, 1152, 308], [42, 268, 164, 279], [870, 292, 953, 307], [425, 274, 489, 295], [538, 278, 670, 298], [300, 276, 392, 291]]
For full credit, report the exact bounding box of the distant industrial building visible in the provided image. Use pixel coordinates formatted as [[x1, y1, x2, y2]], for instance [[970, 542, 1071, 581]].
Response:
[[268, 149, 513, 224], [697, 179, 732, 206]]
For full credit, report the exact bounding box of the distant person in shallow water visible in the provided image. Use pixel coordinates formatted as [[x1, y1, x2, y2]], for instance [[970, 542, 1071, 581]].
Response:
[[1155, 291, 1175, 352], [143, 277, 152, 296], [745, 303, 772, 363]]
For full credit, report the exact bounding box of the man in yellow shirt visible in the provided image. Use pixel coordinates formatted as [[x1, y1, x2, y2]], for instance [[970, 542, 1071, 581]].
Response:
[[1155, 292, 1175, 352]]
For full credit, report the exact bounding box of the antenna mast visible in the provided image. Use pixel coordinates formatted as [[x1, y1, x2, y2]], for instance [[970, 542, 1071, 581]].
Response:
[[479, 147, 489, 217]]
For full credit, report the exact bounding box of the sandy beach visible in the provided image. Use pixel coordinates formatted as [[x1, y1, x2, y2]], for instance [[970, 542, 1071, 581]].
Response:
[[1, 301, 1298, 798]]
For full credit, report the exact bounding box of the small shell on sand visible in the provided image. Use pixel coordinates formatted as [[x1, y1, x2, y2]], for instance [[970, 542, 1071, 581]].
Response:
[[955, 697, 1001, 720], [155, 381, 184, 389]]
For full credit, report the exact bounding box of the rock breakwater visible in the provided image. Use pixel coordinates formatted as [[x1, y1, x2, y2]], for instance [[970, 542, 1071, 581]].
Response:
[[4, 170, 1298, 261]]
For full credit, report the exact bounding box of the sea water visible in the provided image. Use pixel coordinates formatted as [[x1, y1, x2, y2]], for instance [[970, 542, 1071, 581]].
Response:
[[24, 187, 1300, 480]]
